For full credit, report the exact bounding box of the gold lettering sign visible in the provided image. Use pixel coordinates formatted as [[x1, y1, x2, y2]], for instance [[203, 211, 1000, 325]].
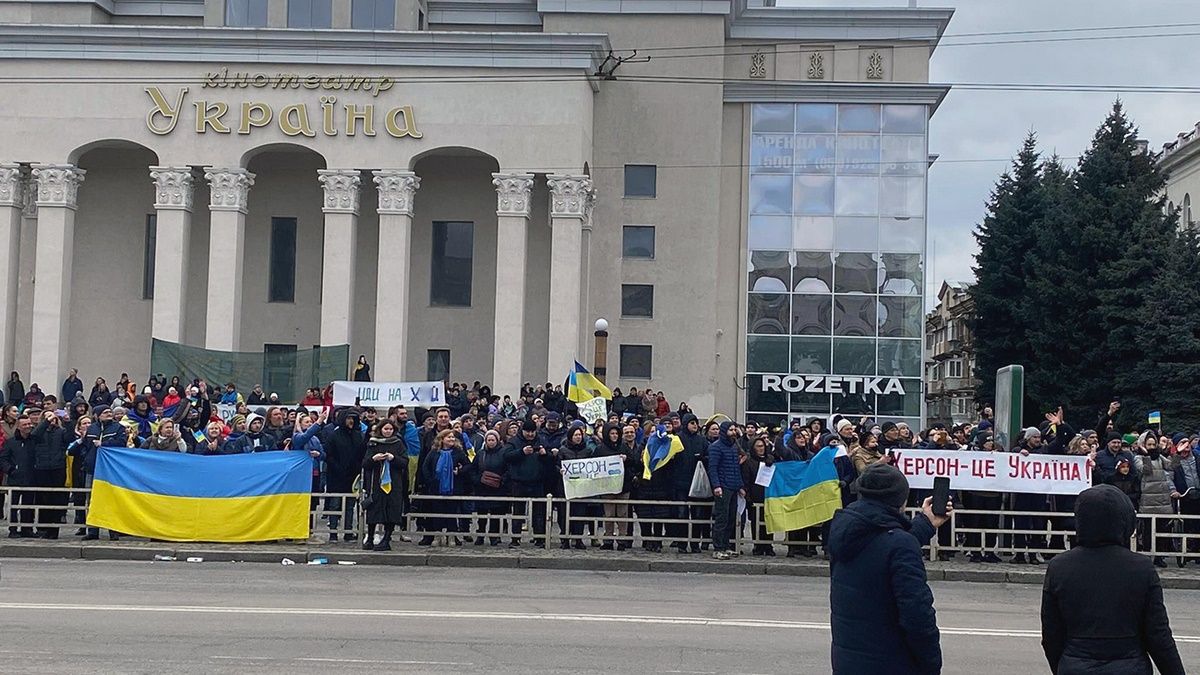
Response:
[[144, 71, 419, 140]]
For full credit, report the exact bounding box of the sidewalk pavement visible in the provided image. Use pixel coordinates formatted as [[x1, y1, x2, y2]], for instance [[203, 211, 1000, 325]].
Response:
[[3, 537, 1198, 589]]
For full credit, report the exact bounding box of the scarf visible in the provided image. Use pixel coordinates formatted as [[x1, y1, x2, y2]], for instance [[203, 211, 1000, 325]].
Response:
[[146, 433, 179, 451], [436, 449, 455, 496], [370, 435, 402, 495]]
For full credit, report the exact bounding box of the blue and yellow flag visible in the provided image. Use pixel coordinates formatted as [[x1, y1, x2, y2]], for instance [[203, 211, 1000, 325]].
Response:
[[764, 447, 842, 534], [86, 446, 311, 542], [567, 361, 612, 403], [642, 425, 683, 480]]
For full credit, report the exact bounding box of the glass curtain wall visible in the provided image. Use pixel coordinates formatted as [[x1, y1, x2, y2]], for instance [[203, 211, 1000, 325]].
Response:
[[745, 102, 927, 429]]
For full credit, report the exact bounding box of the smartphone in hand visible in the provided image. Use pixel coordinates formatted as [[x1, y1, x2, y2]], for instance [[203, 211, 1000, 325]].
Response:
[[932, 476, 951, 517]]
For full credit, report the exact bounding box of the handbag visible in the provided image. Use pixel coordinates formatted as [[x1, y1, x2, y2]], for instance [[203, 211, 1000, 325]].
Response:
[[689, 461, 713, 499], [481, 471, 503, 489]]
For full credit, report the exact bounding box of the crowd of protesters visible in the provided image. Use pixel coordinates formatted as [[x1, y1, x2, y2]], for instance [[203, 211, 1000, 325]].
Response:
[[1, 367, 1198, 566]]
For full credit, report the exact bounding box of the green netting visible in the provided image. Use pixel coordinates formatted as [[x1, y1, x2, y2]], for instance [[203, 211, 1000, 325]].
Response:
[[150, 339, 350, 402]]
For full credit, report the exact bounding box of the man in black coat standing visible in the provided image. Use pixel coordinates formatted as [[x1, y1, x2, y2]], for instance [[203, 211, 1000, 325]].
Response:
[[827, 463, 950, 675], [322, 408, 366, 542], [1041, 484, 1184, 675]]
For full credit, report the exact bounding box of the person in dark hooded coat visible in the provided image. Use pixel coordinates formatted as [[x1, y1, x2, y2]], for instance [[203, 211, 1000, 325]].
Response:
[[360, 419, 408, 551], [827, 463, 950, 675], [322, 407, 366, 542], [1040, 484, 1184, 675]]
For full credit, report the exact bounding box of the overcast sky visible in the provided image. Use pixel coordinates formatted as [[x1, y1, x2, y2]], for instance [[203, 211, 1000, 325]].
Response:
[[783, 0, 1200, 303]]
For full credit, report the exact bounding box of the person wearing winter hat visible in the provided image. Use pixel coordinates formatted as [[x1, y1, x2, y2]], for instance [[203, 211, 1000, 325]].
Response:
[[224, 412, 276, 454], [504, 417, 548, 547], [829, 463, 951, 674], [1093, 430, 1138, 485], [878, 421, 908, 451]]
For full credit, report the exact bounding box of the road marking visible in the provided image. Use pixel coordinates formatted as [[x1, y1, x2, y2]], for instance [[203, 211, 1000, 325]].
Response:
[[1, 602, 1198, 644]]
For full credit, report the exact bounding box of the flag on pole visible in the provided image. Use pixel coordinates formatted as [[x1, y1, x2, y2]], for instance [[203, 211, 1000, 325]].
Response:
[[567, 360, 612, 403]]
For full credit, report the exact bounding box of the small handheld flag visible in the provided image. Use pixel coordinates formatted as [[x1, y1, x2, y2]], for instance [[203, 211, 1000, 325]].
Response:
[[380, 462, 392, 494], [1148, 411, 1162, 425]]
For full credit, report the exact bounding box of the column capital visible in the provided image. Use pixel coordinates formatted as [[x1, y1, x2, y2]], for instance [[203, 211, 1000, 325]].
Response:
[[547, 174, 592, 219], [492, 172, 535, 218], [32, 164, 86, 210], [373, 169, 420, 216], [318, 169, 362, 215], [0, 164, 22, 208], [150, 166, 195, 212], [204, 167, 255, 213]]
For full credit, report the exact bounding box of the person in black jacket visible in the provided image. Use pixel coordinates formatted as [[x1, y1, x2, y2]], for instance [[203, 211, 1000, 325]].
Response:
[[360, 419, 408, 552], [30, 411, 68, 539], [473, 429, 510, 545], [0, 414, 36, 537], [741, 436, 775, 556], [595, 422, 639, 550], [504, 419, 550, 547], [828, 463, 951, 675], [322, 408, 365, 542], [672, 413, 708, 553], [1041, 484, 1184, 675]]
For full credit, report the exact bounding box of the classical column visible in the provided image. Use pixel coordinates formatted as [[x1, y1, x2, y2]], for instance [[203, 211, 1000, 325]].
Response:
[[203, 167, 254, 352], [149, 166, 194, 344], [0, 164, 23, 377], [579, 188, 596, 361], [372, 170, 419, 380], [546, 174, 591, 384], [318, 169, 361, 349], [30, 164, 85, 390], [491, 172, 534, 398]]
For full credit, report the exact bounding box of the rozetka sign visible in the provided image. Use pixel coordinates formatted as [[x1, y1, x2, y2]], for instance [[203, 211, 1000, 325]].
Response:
[[144, 70, 422, 140], [759, 374, 907, 396]]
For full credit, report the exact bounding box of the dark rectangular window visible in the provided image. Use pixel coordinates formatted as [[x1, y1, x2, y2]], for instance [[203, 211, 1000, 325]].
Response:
[[621, 284, 654, 318], [263, 343, 297, 399], [269, 217, 297, 303], [142, 214, 156, 300], [619, 345, 653, 379], [624, 164, 657, 198], [288, 0, 332, 28], [226, 0, 268, 26], [622, 225, 655, 258], [427, 349, 450, 381], [351, 0, 395, 29], [430, 221, 473, 306]]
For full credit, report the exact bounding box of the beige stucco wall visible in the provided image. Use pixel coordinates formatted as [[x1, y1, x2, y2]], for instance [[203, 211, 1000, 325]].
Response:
[[1164, 147, 1200, 228]]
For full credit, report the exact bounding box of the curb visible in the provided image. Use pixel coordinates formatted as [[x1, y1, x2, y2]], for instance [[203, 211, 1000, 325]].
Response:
[[3, 543, 1198, 589]]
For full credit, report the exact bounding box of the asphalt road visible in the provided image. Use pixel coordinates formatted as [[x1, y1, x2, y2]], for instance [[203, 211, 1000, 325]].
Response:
[[0, 559, 1198, 674]]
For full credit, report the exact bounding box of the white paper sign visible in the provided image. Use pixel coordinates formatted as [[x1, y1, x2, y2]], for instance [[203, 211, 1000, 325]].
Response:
[[754, 463, 775, 488], [577, 396, 608, 426], [561, 455, 625, 500], [892, 449, 1092, 495], [216, 403, 238, 423], [332, 380, 444, 408]]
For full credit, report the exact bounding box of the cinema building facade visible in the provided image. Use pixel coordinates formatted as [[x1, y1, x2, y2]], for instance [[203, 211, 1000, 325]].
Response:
[[0, 0, 950, 426]]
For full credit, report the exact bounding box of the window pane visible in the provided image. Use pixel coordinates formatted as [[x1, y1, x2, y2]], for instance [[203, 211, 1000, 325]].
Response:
[[752, 103, 794, 133], [791, 250, 832, 293], [836, 135, 881, 175], [833, 392, 873, 415], [838, 104, 880, 133], [288, 0, 311, 26], [748, 250, 791, 292], [834, 216, 878, 252], [312, 0, 332, 27], [835, 176, 879, 216], [750, 175, 792, 215], [877, 380, 921, 416], [751, 134, 794, 174], [880, 253, 922, 295], [879, 216, 924, 253], [748, 293, 790, 335], [622, 226, 655, 258], [624, 165, 657, 197], [880, 176, 925, 217], [746, 336, 789, 372], [794, 135, 835, 174], [143, 214, 156, 300], [795, 104, 837, 133], [878, 297, 922, 338], [746, 374, 787, 412], [427, 349, 450, 381], [791, 390, 831, 413], [621, 284, 654, 318], [226, 0, 246, 25], [619, 345, 653, 379], [877, 338, 922, 377], [882, 105, 926, 134], [248, 0, 268, 25], [794, 216, 833, 250], [263, 344, 297, 397], [749, 216, 792, 249], [881, 135, 925, 176], [431, 221, 474, 306], [791, 337, 831, 374], [833, 295, 877, 336], [352, 0, 394, 28], [833, 252, 879, 294], [269, 217, 297, 303], [793, 175, 833, 215], [832, 338, 875, 376], [791, 294, 832, 336]]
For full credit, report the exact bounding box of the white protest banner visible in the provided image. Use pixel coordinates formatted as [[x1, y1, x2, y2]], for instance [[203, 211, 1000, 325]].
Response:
[[332, 380, 444, 408], [577, 396, 608, 427], [892, 449, 1092, 495], [216, 403, 238, 423], [561, 455, 625, 500]]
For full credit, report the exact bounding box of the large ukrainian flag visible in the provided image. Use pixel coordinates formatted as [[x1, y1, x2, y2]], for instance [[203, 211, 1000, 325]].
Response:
[[87, 446, 312, 542], [764, 447, 842, 534], [567, 361, 612, 403]]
